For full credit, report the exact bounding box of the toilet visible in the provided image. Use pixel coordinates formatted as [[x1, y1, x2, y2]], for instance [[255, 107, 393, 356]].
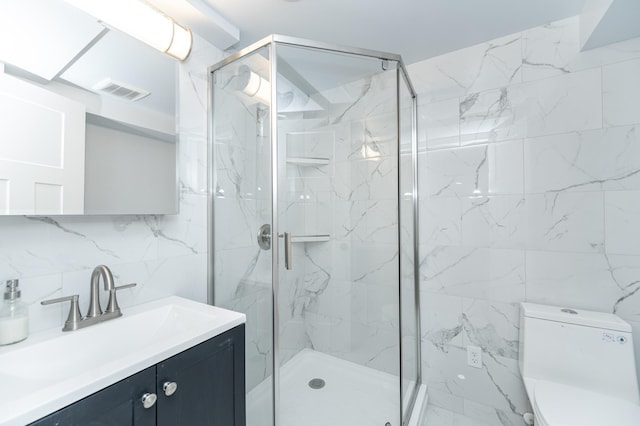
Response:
[[519, 302, 640, 426]]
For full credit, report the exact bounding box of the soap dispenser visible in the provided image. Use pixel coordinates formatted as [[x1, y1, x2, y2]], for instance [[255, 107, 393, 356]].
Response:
[[0, 279, 29, 345]]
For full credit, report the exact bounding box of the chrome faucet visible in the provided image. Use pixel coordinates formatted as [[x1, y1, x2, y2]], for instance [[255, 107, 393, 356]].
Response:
[[41, 265, 136, 332], [87, 265, 114, 318]]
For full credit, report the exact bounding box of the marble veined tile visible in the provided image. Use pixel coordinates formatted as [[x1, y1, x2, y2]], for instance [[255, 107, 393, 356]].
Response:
[[421, 246, 525, 303], [423, 145, 489, 198], [522, 16, 580, 81], [460, 68, 601, 145], [409, 33, 522, 102], [421, 340, 466, 399], [460, 349, 530, 425], [569, 35, 640, 72], [420, 292, 464, 351], [420, 197, 461, 248], [346, 199, 398, 245], [463, 398, 528, 426], [421, 97, 460, 149], [326, 70, 397, 125], [526, 251, 640, 314], [522, 16, 640, 77], [460, 195, 526, 249], [0, 208, 206, 280], [422, 405, 500, 426], [348, 156, 398, 201], [601, 256, 640, 320], [422, 403, 520, 426], [423, 345, 530, 426], [461, 298, 520, 360], [603, 58, 640, 127], [350, 243, 398, 285], [525, 192, 605, 253], [19, 274, 63, 333], [427, 388, 465, 415], [422, 405, 455, 426], [524, 126, 640, 194], [214, 197, 259, 249], [422, 141, 523, 198], [605, 191, 640, 255]]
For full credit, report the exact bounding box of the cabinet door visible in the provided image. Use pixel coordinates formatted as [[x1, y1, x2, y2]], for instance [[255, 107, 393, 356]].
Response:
[[29, 366, 156, 426], [157, 325, 246, 426], [0, 72, 85, 215]]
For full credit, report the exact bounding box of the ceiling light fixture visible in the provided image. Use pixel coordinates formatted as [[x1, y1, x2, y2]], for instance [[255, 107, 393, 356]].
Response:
[[64, 0, 192, 61]]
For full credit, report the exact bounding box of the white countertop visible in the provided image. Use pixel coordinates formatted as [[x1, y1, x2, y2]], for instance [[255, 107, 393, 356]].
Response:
[[0, 296, 245, 426]]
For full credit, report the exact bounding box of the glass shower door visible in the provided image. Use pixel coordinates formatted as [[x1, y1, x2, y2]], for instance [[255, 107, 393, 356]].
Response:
[[210, 46, 274, 426], [274, 43, 401, 426]]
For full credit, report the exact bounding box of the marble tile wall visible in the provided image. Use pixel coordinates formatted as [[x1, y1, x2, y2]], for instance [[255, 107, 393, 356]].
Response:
[[0, 35, 223, 334], [409, 16, 640, 426]]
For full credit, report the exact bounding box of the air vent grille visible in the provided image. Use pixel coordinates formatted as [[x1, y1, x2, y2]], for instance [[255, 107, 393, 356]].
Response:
[[92, 78, 150, 101]]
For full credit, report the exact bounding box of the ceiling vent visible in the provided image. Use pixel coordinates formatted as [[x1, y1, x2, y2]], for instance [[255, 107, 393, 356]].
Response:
[[92, 78, 150, 101]]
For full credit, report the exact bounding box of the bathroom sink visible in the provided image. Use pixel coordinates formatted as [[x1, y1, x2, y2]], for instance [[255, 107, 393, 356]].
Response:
[[0, 296, 245, 426]]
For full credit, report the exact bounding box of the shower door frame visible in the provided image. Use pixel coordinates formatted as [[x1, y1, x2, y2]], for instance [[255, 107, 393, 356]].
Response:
[[208, 34, 421, 426]]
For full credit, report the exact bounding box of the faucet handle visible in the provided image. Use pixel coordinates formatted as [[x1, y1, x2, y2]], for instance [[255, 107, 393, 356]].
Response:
[[105, 283, 136, 315], [41, 295, 83, 332]]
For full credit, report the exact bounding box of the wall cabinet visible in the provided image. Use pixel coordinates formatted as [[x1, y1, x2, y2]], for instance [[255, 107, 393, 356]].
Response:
[[30, 325, 245, 426]]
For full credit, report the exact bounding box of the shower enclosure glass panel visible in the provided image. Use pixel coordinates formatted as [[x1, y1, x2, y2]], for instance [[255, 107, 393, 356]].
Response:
[[275, 44, 401, 426], [210, 46, 274, 426], [399, 70, 420, 421], [209, 36, 419, 426]]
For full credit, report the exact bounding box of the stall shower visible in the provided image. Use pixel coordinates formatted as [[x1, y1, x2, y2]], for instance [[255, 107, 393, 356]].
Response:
[[209, 35, 422, 426]]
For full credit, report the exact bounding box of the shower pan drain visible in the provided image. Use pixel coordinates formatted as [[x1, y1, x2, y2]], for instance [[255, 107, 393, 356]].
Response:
[[308, 378, 325, 389]]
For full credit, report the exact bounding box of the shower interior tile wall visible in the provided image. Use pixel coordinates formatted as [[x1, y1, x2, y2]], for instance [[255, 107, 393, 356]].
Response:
[[0, 35, 224, 335], [278, 70, 400, 374], [280, 69, 401, 378], [409, 16, 640, 426]]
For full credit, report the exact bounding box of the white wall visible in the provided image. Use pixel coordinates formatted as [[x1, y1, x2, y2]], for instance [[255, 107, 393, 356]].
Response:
[[0, 35, 223, 334], [410, 16, 640, 426]]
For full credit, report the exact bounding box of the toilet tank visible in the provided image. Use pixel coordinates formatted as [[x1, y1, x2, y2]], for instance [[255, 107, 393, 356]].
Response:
[[519, 302, 639, 404]]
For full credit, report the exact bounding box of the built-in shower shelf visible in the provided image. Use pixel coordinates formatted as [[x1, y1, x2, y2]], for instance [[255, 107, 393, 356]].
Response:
[[291, 234, 330, 243], [286, 157, 330, 166]]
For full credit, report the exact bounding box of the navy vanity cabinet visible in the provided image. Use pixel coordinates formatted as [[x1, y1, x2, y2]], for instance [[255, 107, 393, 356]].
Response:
[[30, 325, 245, 426], [157, 324, 245, 426], [29, 366, 157, 426]]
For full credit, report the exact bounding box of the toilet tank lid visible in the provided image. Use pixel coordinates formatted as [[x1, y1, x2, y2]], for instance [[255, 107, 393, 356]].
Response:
[[521, 303, 631, 332]]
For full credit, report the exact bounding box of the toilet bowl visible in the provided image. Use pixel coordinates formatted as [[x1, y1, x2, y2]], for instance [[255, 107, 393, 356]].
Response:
[[519, 303, 640, 426], [531, 380, 640, 426]]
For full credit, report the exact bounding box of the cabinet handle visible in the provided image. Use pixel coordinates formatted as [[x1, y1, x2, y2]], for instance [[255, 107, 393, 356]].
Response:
[[163, 381, 178, 397], [141, 392, 157, 409]]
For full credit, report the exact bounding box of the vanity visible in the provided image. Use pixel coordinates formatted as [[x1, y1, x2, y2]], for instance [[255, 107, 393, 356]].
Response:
[[0, 297, 246, 426]]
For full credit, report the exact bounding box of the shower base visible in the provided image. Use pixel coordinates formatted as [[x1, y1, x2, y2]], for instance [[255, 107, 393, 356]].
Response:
[[247, 349, 425, 426]]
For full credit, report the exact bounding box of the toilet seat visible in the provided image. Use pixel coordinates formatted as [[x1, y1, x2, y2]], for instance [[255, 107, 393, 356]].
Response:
[[533, 381, 640, 426]]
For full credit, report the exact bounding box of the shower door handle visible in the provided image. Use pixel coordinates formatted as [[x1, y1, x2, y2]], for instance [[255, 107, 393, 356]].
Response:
[[284, 231, 292, 270]]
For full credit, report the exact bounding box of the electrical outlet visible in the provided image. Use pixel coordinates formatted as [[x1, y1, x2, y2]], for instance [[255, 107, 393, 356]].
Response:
[[467, 345, 482, 368]]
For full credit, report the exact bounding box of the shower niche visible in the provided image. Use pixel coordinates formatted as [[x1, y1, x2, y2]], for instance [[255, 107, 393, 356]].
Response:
[[283, 129, 332, 243], [209, 36, 421, 426]]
